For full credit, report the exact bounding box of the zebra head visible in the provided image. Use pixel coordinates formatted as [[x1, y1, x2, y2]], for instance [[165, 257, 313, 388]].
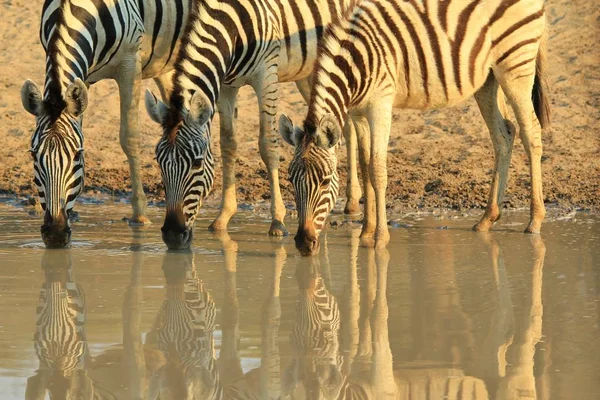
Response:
[[21, 79, 87, 248], [145, 90, 215, 250], [279, 114, 341, 256]]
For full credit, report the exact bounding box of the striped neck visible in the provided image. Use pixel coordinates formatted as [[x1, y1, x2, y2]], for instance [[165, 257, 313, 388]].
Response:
[[305, 17, 363, 131], [44, 1, 93, 100], [305, 66, 351, 132], [170, 0, 231, 120]]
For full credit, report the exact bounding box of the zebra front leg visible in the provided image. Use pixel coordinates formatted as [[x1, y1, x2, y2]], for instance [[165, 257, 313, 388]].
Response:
[[367, 101, 393, 249], [473, 73, 516, 232], [354, 116, 376, 241], [255, 71, 288, 236], [118, 59, 149, 225], [209, 87, 240, 232], [343, 119, 362, 215]]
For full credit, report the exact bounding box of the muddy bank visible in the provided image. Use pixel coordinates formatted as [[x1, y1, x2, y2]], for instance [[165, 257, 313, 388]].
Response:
[[0, 0, 598, 213]]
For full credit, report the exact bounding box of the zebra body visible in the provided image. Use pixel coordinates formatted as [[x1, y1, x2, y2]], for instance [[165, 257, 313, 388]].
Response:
[[280, 0, 551, 253], [144, 0, 362, 249], [22, 0, 195, 247]]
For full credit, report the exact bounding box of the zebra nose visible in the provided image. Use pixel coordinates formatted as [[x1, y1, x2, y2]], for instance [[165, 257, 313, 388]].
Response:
[[294, 232, 320, 256], [162, 211, 193, 250], [40, 211, 71, 248]]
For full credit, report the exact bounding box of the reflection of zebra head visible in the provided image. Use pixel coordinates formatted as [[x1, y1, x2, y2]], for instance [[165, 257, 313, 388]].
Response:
[[145, 90, 215, 250], [147, 251, 222, 399], [283, 258, 344, 399], [25, 250, 95, 400], [279, 115, 340, 256], [21, 80, 88, 248]]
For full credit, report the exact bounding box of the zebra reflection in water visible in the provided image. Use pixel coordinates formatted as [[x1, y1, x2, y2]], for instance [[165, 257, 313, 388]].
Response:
[[282, 236, 400, 399], [146, 234, 286, 399], [25, 250, 115, 400]]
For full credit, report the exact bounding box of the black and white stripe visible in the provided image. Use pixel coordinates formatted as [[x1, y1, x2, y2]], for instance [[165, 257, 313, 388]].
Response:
[[26, 251, 116, 399], [282, 258, 343, 398], [22, 0, 195, 246], [145, 0, 359, 242], [147, 252, 222, 399], [281, 0, 551, 251]]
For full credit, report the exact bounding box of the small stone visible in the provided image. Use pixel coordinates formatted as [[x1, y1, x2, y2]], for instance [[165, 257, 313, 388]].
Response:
[[425, 179, 442, 192]]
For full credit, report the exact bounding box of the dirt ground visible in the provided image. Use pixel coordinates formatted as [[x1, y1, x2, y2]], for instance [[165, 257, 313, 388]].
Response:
[[0, 0, 598, 213]]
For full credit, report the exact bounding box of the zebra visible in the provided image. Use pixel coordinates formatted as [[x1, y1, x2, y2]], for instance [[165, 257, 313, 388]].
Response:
[[20, 0, 196, 248], [279, 0, 551, 254], [143, 0, 363, 250], [146, 250, 221, 399], [26, 250, 116, 400]]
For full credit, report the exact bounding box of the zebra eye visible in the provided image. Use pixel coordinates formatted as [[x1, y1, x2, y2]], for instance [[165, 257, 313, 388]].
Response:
[[192, 158, 203, 169], [28, 150, 36, 160], [320, 178, 331, 188], [74, 150, 83, 162]]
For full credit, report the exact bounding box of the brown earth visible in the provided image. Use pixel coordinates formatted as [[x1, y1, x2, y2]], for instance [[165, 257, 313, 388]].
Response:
[[0, 0, 598, 215]]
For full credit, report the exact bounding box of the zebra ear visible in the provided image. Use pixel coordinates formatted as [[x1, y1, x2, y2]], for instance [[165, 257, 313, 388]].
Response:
[[316, 113, 341, 149], [279, 114, 304, 147], [64, 78, 88, 117], [21, 80, 43, 116], [187, 91, 213, 128], [144, 89, 169, 125]]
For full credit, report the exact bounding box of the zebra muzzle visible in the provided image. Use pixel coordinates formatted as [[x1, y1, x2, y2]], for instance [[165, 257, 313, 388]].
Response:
[[294, 229, 320, 256], [161, 210, 193, 250], [40, 211, 72, 248]]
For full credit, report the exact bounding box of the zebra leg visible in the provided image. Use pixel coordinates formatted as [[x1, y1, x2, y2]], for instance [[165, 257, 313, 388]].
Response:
[[153, 70, 175, 102], [209, 87, 240, 232], [354, 116, 376, 240], [342, 120, 362, 215], [255, 69, 288, 236], [366, 101, 393, 249], [497, 64, 546, 234], [296, 78, 362, 216], [473, 73, 516, 232], [117, 59, 149, 225]]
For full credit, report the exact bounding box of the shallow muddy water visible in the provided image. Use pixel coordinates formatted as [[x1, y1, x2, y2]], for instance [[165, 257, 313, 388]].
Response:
[[0, 202, 598, 399]]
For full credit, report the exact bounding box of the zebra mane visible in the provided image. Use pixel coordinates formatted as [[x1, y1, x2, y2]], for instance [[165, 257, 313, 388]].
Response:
[[168, 0, 212, 120], [305, 0, 361, 127], [43, 0, 70, 121]]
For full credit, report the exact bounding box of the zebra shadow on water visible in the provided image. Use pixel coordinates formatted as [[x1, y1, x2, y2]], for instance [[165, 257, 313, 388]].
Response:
[[25, 250, 116, 400], [144, 232, 287, 399]]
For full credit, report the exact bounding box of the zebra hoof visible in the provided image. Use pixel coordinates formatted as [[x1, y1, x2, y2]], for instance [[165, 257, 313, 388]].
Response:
[[269, 220, 288, 237], [343, 200, 361, 216], [359, 236, 375, 248], [472, 220, 493, 232], [524, 221, 542, 234], [208, 219, 228, 232], [126, 215, 151, 227]]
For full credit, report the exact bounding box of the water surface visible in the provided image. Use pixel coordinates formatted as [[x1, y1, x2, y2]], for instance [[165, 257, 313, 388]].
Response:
[[0, 202, 598, 399]]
